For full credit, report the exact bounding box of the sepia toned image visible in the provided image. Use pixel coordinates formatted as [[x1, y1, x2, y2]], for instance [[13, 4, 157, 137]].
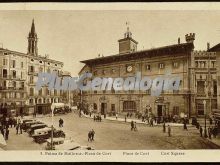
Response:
[[0, 5, 220, 157]]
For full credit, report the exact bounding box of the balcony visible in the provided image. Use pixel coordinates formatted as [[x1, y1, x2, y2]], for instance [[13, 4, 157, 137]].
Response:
[[28, 71, 38, 76], [0, 86, 27, 92]]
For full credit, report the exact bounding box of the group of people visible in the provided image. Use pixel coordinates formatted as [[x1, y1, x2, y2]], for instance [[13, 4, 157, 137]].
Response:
[[162, 122, 172, 137], [88, 129, 95, 142], [0, 115, 24, 140], [199, 125, 218, 139], [94, 115, 102, 122]]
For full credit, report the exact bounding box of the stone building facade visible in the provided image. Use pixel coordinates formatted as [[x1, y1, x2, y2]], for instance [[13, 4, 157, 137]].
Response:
[[79, 29, 196, 118], [0, 20, 64, 116]]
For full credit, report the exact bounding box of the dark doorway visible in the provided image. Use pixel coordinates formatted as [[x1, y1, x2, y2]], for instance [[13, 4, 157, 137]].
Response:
[[101, 103, 107, 115], [157, 105, 163, 116], [37, 106, 43, 114], [20, 107, 23, 115]]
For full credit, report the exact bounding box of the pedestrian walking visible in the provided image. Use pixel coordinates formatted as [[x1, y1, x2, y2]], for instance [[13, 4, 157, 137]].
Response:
[[168, 125, 171, 137], [125, 115, 127, 122], [88, 131, 92, 142], [183, 120, 187, 130], [116, 113, 118, 120], [200, 126, 203, 137], [16, 124, 20, 135], [20, 122, 23, 134], [59, 118, 64, 127], [208, 127, 212, 139], [91, 129, 95, 141], [209, 117, 213, 125], [5, 128, 9, 140], [134, 122, 137, 131], [131, 120, 134, 131], [163, 122, 166, 133]]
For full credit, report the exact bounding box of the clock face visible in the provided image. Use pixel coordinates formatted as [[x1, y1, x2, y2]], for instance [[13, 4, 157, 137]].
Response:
[[127, 65, 133, 72]]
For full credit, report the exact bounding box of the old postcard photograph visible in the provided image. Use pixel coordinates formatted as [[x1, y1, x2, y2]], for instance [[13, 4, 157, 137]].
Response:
[[0, 2, 220, 162]]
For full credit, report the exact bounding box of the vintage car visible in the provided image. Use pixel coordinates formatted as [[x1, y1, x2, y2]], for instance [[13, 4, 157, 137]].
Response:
[[32, 128, 65, 144], [23, 121, 43, 131], [45, 138, 94, 150], [27, 123, 48, 135]]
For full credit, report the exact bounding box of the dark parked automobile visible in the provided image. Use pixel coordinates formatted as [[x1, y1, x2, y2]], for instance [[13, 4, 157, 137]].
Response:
[[32, 128, 65, 144], [27, 123, 47, 136]]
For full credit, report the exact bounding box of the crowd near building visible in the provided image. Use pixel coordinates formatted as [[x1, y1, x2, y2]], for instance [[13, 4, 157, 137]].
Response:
[[0, 20, 69, 117], [79, 26, 220, 121]]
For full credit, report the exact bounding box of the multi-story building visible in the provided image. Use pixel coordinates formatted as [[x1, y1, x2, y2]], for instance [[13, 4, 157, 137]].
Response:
[[79, 28, 195, 118], [0, 20, 64, 116]]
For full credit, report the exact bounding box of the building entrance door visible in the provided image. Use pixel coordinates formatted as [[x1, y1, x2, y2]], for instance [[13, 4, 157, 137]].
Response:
[[157, 105, 163, 117], [101, 103, 107, 115]]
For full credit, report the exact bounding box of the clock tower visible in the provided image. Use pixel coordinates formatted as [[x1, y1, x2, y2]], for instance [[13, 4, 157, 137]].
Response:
[[118, 23, 138, 55]]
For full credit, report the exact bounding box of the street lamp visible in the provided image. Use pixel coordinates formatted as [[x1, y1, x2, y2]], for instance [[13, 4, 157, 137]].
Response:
[[51, 106, 54, 150], [203, 100, 208, 138]]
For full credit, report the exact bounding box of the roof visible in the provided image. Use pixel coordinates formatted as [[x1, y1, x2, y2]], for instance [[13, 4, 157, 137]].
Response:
[[80, 42, 194, 66], [0, 48, 63, 65], [208, 43, 220, 52]]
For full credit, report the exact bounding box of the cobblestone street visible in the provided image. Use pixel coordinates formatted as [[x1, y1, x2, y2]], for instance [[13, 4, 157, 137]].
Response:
[[3, 112, 218, 150]]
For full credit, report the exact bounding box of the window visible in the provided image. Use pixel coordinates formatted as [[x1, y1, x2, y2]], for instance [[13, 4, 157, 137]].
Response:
[[3, 69, 7, 78], [12, 60, 16, 68], [55, 64, 57, 66], [48, 62, 50, 65], [12, 70, 16, 78], [13, 81, 16, 88], [111, 104, 115, 112], [197, 81, 205, 95], [3, 59, 7, 66], [212, 61, 215, 68], [195, 61, 199, 68], [145, 64, 151, 71], [30, 88, 34, 96], [173, 62, 179, 68], [21, 62, 24, 68], [20, 82, 24, 90], [31, 59, 34, 62], [39, 88, 42, 96], [39, 60, 43, 64], [123, 101, 136, 112], [159, 63, 164, 69], [30, 76, 34, 84], [93, 103, 97, 110], [196, 103, 204, 115], [213, 80, 217, 96], [29, 66, 34, 72], [173, 106, 179, 115]]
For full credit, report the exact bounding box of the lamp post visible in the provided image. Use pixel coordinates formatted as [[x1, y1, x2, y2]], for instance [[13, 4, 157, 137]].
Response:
[[51, 106, 54, 150], [203, 100, 208, 138]]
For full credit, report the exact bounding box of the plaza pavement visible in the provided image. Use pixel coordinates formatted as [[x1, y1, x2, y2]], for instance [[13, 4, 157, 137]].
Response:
[[1, 112, 220, 150]]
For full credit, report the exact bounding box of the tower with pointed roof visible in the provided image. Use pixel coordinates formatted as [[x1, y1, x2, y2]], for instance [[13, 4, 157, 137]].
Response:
[[118, 22, 138, 54], [27, 19, 38, 56]]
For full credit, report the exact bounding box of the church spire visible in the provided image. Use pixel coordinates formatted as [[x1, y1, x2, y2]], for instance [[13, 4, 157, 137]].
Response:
[[31, 19, 35, 34], [27, 19, 38, 56]]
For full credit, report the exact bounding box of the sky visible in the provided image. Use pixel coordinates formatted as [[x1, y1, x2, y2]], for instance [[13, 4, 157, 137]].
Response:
[[1, 10, 220, 76]]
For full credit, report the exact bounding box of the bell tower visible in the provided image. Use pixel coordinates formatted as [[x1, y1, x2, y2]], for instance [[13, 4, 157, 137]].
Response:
[[27, 19, 38, 56], [118, 22, 138, 54]]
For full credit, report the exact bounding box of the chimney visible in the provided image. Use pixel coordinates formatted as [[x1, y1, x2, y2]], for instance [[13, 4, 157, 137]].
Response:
[[178, 38, 180, 44], [185, 33, 195, 43], [207, 42, 210, 50]]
